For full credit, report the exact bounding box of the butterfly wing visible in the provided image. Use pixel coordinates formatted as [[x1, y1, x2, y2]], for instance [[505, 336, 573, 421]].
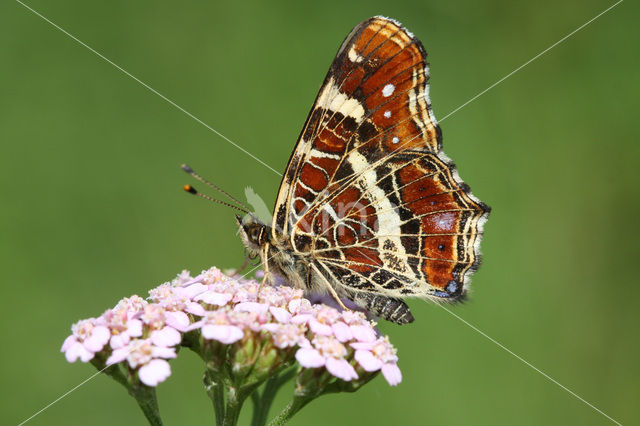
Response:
[[272, 17, 489, 313]]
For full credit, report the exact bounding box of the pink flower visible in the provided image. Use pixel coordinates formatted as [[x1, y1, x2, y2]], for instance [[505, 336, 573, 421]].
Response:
[[107, 339, 176, 367], [106, 339, 176, 387], [263, 323, 307, 348], [351, 337, 402, 385], [141, 304, 167, 329], [288, 298, 312, 315], [100, 306, 143, 349], [295, 335, 358, 381], [61, 319, 110, 362], [62, 265, 402, 394], [149, 283, 204, 315], [114, 295, 148, 313], [172, 270, 194, 286], [201, 267, 226, 284]]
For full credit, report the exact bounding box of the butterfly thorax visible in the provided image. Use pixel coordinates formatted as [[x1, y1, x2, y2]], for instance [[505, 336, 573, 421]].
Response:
[[236, 215, 312, 291]]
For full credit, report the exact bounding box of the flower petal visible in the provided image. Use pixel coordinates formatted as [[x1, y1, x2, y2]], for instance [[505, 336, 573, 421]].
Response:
[[180, 273, 204, 286], [349, 341, 376, 351], [110, 333, 130, 349], [201, 324, 244, 344], [182, 282, 207, 299], [290, 314, 313, 324], [83, 326, 110, 352], [127, 319, 143, 337], [138, 359, 171, 386], [61, 335, 77, 352], [65, 342, 93, 363], [106, 347, 129, 365], [151, 326, 182, 347], [381, 363, 402, 386], [185, 302, 206, 316], [196, 291, 233, 306], [295, 348, 325, 368], [164, 311, 190, 331], [151, 345, 177, 360], [309, 320, 333, 336], [325, 357, 358, 381], [261, 323, 280, 333], [355, 349, 383, 372], [332, 322, 353, 342], [269, 307, 292, 323], [350, 325, 376, 342]]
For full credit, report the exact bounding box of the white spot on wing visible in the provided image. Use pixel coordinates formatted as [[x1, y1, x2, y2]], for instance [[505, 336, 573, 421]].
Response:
[[392, 137, 399, 144], [384, 110, 391, 118], [382, 84, 395, 97], [348, 46, 363, 63]]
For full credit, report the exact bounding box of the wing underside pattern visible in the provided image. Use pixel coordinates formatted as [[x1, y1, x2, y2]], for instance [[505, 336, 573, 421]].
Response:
[[272, 17, 490, 305]]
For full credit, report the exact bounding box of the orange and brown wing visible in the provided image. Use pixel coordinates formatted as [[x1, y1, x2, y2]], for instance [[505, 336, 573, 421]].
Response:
[[273, 17, 489, 302]]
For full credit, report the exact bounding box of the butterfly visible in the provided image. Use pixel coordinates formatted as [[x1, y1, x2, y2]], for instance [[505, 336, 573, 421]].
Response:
[[197, 16, 489, 324]]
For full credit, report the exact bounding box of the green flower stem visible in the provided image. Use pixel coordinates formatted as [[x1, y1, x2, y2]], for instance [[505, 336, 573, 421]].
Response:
[[251, 369, 296, 426], [129, 384, 163, 426], [94, 360, 162, 426], [266, 395, 314, 426], [223, 386, 243, 426], [223, 383, 262, 426], [203, 369, 225, 426]]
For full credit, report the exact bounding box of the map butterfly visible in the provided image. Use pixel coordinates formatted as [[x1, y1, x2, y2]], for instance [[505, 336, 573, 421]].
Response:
[[234, 17, 489, 324]]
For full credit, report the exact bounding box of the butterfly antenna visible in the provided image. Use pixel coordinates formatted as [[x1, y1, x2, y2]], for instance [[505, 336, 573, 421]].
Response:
[[183, 184, 249, 214], [181, 164, 250, 211]]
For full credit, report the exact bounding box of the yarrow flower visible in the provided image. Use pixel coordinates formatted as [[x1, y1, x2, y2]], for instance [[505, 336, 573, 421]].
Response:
[[61, 266, 402, 425], [61, 318, 110, 362]]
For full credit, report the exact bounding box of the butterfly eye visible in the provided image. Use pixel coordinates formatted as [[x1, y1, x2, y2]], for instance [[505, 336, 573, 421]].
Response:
[[248, 227, 261, 242]]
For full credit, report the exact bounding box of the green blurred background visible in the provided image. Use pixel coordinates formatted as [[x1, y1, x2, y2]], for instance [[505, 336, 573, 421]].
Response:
[[1, 0, 638, 424]]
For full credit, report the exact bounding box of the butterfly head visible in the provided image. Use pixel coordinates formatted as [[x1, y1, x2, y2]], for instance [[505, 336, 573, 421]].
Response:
[[235, 214, 270, 255]]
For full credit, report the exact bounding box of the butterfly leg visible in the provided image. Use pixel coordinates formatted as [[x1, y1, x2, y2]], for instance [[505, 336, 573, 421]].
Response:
[[311, 263, 349, 311], [258, 243, 271, 296]]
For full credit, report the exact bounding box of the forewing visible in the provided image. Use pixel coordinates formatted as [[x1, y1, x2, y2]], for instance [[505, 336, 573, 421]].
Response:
[[273, 16, 440, 235], [273, 16, 489, 301]]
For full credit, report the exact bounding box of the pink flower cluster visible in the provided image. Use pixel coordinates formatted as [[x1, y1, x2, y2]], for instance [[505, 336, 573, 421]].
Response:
[[62, 267, 402, 387]]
